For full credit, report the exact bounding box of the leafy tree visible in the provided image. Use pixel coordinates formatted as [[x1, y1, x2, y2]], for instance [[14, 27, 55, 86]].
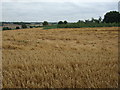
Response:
[[16, 26, 20, 29], [91, 18, 99, 23], [77, 20, 84, 23], [91, 18, 95, 22], [85, 19, 92, 23], [103, 11, 120, 23], [94, 19, 99, 23], [30, 26, 33, 28], [3, 27, 11, 30], [98, 16, 102, 23], [58, 21, 64, 24], [64, 21, 68, 24], [22, 24, 27, 28], [42, 21, 48, 26]]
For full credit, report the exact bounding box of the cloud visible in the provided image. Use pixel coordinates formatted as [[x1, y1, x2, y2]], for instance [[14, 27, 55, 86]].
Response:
[[2, 2, 118, 22], [1, 0, 119, 2]]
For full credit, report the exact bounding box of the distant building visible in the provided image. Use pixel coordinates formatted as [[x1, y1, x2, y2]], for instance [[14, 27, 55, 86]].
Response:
[[29, 22, 43, 27], [3, 24, 22, 29]]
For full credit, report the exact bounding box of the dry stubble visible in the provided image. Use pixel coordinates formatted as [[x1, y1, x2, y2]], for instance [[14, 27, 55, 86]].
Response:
[[2, 27, 118, 88]]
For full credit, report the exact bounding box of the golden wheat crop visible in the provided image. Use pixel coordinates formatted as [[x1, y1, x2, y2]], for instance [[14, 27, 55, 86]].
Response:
[[2, 27, 119, 88]]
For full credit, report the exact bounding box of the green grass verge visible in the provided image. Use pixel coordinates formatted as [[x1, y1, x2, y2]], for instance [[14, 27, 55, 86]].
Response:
[[43, 25, 58, 29]]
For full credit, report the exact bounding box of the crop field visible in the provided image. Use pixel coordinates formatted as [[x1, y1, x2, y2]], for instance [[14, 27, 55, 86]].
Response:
[[2, 27, 119, 88]]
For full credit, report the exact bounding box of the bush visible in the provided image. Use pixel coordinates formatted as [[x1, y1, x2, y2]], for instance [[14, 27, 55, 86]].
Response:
[[43, 21, 48, 26], [22, 24, 27, 29], [57, 22, 119, 28], [43, 25, 57, 29], [30, 26, 33, 28], [3, 27, 11, 30], [16, 26, 20, 29]]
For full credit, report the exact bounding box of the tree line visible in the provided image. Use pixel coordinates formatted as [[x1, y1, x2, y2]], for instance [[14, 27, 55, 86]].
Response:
[[43, 11, 120, 29], [3, 11, 120, 30]]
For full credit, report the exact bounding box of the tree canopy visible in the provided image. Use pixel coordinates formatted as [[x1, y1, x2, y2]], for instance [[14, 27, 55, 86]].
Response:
[[58, 21, 64, 24], [64, 21, 68, 24], [22, 24, 27, 28], [103, 11, 120, 23], [42, 21, 48, 26]]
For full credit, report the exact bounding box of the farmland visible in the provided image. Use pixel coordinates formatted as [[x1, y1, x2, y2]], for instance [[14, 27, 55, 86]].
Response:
[[2, 27, 118, 88]]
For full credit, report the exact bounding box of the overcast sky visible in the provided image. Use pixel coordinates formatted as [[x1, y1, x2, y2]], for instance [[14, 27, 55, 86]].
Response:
[[1, 0, 119, 22]]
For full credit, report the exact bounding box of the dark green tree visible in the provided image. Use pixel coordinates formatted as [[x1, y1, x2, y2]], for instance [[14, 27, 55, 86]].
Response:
[[22, 24, 27, 28], [3, 27, 11, 30], [30, 26, 33, 28], [42, 21, 48, 26], [91, 17, 95, 22], [85, 19, 91, 23], [103, 11, 120, 23], [16, 26, 20, 29], [58, 21, 64, 24], [91, 18, 99, 23], [64, 21, 68, 24], [98, 16, 102, 23], [77, 20, 84, 23]]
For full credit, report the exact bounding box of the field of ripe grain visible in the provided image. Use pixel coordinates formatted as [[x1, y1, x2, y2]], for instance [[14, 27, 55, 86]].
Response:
[[2, 27, 118, 88]]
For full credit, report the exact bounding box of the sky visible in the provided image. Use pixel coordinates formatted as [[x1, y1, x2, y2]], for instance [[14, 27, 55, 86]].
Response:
[[1, 0, 119, 22]]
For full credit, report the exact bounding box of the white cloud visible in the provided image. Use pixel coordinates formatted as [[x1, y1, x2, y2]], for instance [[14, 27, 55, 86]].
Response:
[[1, 0, 119, 2], [2, 1, 118, 22], [0, 2, 2, 22]]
